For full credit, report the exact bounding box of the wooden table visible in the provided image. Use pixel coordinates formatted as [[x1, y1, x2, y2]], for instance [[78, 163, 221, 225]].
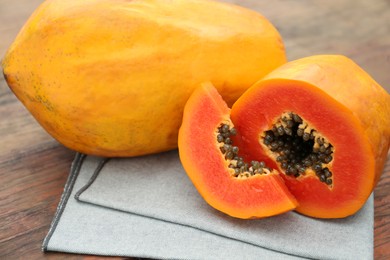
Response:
[[1, 0, 389, 259]]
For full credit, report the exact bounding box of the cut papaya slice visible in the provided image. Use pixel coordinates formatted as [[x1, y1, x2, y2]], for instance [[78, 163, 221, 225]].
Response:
[[178, 82, 298, 219], [231, 55, 390, 218]]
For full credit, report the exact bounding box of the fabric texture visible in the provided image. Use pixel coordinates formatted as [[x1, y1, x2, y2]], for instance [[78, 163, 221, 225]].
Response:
[[43, 150, 374, 259]]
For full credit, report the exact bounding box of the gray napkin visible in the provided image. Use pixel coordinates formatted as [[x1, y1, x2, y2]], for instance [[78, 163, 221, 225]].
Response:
[[43, 150, 374, 259]]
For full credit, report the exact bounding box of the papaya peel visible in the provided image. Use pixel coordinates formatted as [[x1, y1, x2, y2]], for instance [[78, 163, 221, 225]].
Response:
[[179, 55, 390, 219], [2, 0, 286, 157]]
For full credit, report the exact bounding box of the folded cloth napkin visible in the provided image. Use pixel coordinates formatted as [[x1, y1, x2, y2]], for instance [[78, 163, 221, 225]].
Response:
[[42, 150, 374, 259]]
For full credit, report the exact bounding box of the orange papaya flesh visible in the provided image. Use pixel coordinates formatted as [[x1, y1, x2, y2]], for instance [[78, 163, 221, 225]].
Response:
[[178, 83, 298, 219], [231, 55, 390, 218]]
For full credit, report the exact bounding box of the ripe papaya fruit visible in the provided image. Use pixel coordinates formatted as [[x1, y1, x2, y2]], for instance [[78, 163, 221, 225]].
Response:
[[231, 55, 390, 218], [179, 55, 390, 219], [178, 83, 298, 219], [2, 0, 286, 157]]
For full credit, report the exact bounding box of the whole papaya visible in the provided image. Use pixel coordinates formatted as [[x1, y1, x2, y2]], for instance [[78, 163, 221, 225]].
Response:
[[2, 0, 286, 157]]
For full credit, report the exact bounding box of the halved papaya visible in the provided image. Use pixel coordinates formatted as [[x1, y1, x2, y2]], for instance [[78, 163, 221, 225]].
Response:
[[178, 82, 298, 219], [179, 55, 389, 219], [231, 55, 390, 218]]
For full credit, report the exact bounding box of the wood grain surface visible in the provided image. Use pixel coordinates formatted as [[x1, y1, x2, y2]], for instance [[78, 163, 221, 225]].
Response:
[[1, 0, 389, 259]]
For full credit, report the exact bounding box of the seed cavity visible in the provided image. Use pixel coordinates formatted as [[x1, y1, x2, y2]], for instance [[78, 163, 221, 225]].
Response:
[[262, 112, 334, 187], [216, 123, 270, 179]]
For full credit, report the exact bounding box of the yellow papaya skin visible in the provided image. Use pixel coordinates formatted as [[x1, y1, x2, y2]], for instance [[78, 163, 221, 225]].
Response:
[[2, 0, 286, 157]]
